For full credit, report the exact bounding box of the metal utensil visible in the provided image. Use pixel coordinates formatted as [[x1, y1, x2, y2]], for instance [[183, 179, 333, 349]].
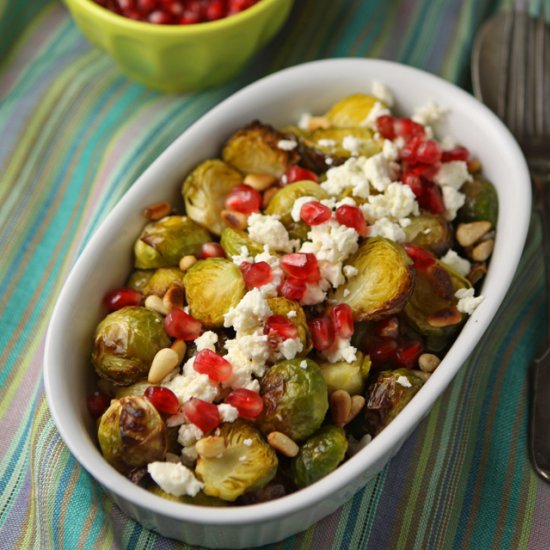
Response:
[[472, 2, 550, 481]]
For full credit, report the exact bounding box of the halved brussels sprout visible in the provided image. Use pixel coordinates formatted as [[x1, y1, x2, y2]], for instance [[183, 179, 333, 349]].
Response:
[[362, 369, 425, 435], [291, 425, 348, 488], [183, 258, 246, 328], [92, 306, 170, 386], [134, 216, 211, 269], [306, 127, 381, 159], [182, 159, 243, 236], [267, 297, 312, 355], [114, 380, 151, 398], [457, 176, 498, 225], [265, 180, 328, 227], [220, 227, 264, 257], [222, 121, 300, 178], [195, 420, 278, 502], [98, 395, 167, 475], [142, 267, 185, 297], [324, 93, 385, 127], [126, 270, 153, 293], [319, 351, 371, 395], [147, 480, 229, 507], [402, 213, 453, 256], [259, 358, 328, 442], [331, 238, 414, 321]]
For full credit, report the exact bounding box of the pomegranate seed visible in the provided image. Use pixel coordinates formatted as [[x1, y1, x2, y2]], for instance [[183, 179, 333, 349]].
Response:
[[418, 181, 445, 214], [402, 171, 424, 198], [145, 386, 180, 415], [199, 242, 226, 259], [309, 317, 335, 351], [86, 390, 111, 419], [280, 253, 320, 283], [193, 349, 232, 382], [240, 261, 273, 289], [280, 277, 307, 301], [376, 115, 396, 140], [300, 201, 331, 226], [264, 315, 298, 346], [368, 339, 398, 368], [399, 135, 425, 162], [225, 184, 261, 214], [103, 288, 142, 311], [395, 341, 424, 369], [329, 304, 354, 339], [393, 118, 425, 141], [403, 244, 436, 270], [183, 398, 220, 433], [137, 0, 157, 12], [415, 140, 442, 165], [442, 146, 469, 162], [205, 0, 225, 19], [179, 10, 200, 23], [278, 166, 319, 187], [164, 308, 202, 340], [149, 9, 173, 23], [226, 389, 264, 420], [373, 316, 399, 339], [335, 205, 367, 236]]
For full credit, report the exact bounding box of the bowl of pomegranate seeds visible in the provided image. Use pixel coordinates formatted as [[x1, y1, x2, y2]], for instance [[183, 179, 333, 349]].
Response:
[[44, 59, 531, 547], [62, 0, 293, 92]]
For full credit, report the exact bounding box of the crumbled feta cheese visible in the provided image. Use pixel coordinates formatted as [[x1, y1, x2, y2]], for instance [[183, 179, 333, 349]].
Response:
[[343, 265, 358, 278], [148, 462, 203, 497], [348, 433, 372, 455], [322, 336, 357, 363], [361, 101, 391, 129], [343, 289, 351, 297], [224, 288, 272, 333], [290, 196, 318, 222], [382, 139, 399, 161], [298, 113, 312, 130], [177, 423, 204, 447], [299, 360, 308, 369], [301, 282, 327, 305], [194, 330, 218, 352], [371, 80, 394, 107], [396, 375, 412, 388], [455, 288, 484, 314], [277, 139, 298, 151], [433, 161, 472, 190], [278, 337, 304, 360], [180, 445, 198, 466], [300, 219, 359, 264], [412, 101, 448, 126], [441, 249, 471, 277], [367, 217, 406, 242], [223, 330, 270, 388], [168, 370, 219, 404], [230, 245, 253, 266], [253, 247, 284, 297], [243, 438, 253, 447], [287, 310, 297, 318], [440, 135, 457, 151], [442, 185, 466, 221], [317, 138, 336, 147], [247, 213, 299, 253], [321, 157, 371, 198], [325, 157, 334, 165], [218, 403, 239, 423], [361, 182, 419, 220], [319, 260, 346, 288], [342, 135, 362, 156]]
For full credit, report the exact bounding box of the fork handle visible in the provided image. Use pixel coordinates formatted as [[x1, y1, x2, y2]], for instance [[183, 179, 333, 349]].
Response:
[[530, 162, 550, 482]]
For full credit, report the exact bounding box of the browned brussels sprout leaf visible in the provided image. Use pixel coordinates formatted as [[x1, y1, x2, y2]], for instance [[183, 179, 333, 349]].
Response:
[[220, 227, 264, 257], [402, 213, 453, 256], [457, 176, 498, 226], [142, 267, 185, 297]]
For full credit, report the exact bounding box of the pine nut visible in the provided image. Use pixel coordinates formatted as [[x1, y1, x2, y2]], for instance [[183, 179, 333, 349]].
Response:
[[346, 395, 366, 424], [427, 306, 462, 328], [468, 262, 487, 285], [163, 284, 184, 312], [179, 255, 197, 271], [221, 209, 248, 230], [148, 348, 180, 383], [262, 187, 279, 209], [456, 221, 492, 247], [244, 173, 276, 191], [471, 239, 494, 262], [143, 201, 172, 220], [195, 436, 226, 458], [145, 294, 169, 316], [418, 353, 441, 373], [330, 389, 352, 427], [170, 339, 187, 363], [267, 431, 299, 457]]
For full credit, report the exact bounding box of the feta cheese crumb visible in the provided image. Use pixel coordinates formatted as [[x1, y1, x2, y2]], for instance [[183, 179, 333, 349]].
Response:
[[396, 375, 412, 388], [247, 213, 299, 253], [455, 288, 484, 314], [224, 288, 272, 333], [177, 423, 204, 447], [277, 138, 298, 151], [342, 135, 362, 156], [367, 217, 406, 242], [287, 310, 297, 318], [317, 138, 336, 147], [299, 360, 308, 369], [277, 337, 304, 360], [322, 336, 357, 363], [243, 438, 253, 447], [194, 330, 218, 352], [343, 265, 358, 278], [148, 462, 203, 497], [300, 219, 359, 264], [218, 403, 239, 423], [361, 181, 419, 220], [433, 161, 472, 190], [230, 245, 253, 267], [301, 282, 327, 305], [361, 101, 391, 129], [298, 113, 312, 130], [168, 370, 219, 404], [412, 101, 448, 126], [441, 185, 466, 221], [371, 80, 394, 107], [441, 249, 471, 277]]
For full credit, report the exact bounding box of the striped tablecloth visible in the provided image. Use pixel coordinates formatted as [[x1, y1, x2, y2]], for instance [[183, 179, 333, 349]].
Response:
[[1, 0, 549, 548]]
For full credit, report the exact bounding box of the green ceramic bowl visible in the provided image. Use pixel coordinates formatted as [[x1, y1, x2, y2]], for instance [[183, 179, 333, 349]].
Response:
[[63, 0, 294, 93]]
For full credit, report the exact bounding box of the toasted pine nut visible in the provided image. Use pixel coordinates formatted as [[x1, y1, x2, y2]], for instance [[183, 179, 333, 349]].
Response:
[[414, 371, 432, 382], [244, 173, 276, 191], [267, 431, 299, 457], [145, 294, 169, 316], [143, 201, 172, 220], [163, 284, 184, 312], [148, 348, 180, 383], [179, 255, 197, 271], [418, 353, 441, 373], [308, 116, 331, 131], [346, 395, 366, 424], [471, 239, 494, 262], [330, 389, 352, 427], [170, 339, 187, 363], [262, 187, 279, 209], [427, 307, 462, 328], [456, 221, 492, 247], [195, 436, 226, 458], [221, 209, 248, 230], [468, 262, 487, 285]]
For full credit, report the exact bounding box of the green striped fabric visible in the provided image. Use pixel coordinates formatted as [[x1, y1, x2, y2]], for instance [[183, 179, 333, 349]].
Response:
[[1, 0, 549, 548]]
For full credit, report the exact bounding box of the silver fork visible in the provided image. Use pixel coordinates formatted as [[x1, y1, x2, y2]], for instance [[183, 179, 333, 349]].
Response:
[[473, 1, 550, 481]]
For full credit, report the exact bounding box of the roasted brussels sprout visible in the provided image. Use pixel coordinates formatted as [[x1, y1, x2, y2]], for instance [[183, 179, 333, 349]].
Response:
[[324, 93, 385, 127], [291, 425, 348, 488], [402, 213, 453, 256], [331, 237, 414, 321], [183, 258, 246, 328], [457, 176, 498, 225], [114, 380, 151, 398], [220, 227, 264, 257], [98, 395, 167, 475], [222, 121, 300, 178], [92, 306, 170, 386], [267, 297, 312, 355], [195, 420, 277, 502], [182, 159, 243, 236], [259, 358, 328, 442], [362, 369, 425, 435], [318, 352, 371, 395], [306, 127, 381, 160], [147, 481, 229, 507], [134, 216, 211, 269], [142, 267, 185, 297], [126, 269, 153, 293]]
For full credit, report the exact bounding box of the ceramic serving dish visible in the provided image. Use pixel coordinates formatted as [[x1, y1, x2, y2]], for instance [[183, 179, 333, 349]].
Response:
[[44, 58, 531, 548]]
